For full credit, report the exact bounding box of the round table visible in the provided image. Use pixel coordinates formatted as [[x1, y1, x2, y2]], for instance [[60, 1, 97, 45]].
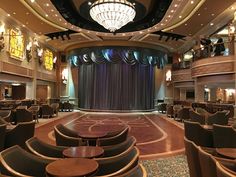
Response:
[[216, 148, 236, 159], [63, 146, 104, 158], [78, 131, 107, 146], [46, 158, 98, 177]]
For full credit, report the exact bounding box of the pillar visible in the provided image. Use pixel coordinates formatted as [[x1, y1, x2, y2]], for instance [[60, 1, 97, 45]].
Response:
[[194, 79, 204, 102]]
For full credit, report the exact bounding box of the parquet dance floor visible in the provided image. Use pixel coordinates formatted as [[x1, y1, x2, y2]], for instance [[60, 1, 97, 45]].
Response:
[[35, 111, 184, 160]]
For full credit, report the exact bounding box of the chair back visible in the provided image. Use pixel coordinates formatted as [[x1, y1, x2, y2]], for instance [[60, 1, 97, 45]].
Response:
[[0, 110, 11, 123], [103, 136, 136, 157], [15, 108, 33, 123], [119, 164, 147, 177], [54, 125, 82, 147], [213, 124, 236, 148], [55, 124, 78, 137], [0, 124, 6, 151], [184, 137, 203, 177], [189, 110, 206, 124], [26, 137, 66, 160], [41, 104, 54, 117], [198, 146, 217, 177], [5, 121, 35, 149], [178, 107, 190, 121], [97, 126, 129, 146], [95, 146, 139, 177], [0, 145, 52, 177], [207, 111, 229, 125], [184, 120, 213, 147], [216, 161, 236, 177]]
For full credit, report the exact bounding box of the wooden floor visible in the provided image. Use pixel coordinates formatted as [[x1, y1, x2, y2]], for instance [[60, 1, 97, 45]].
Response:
[[35, 111, 184, 160]]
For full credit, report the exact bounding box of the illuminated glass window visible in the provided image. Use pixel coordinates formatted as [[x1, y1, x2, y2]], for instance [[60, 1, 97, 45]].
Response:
[[9, 29, 24, 59], [44, 49, 53, 70]]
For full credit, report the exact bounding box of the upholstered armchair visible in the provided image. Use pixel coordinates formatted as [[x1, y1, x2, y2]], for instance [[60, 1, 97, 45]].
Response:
[[0, 145, 52, 176], [95, 147, 139, 177], [0, 124, 6, 151], [166, 104, 174, 118], [184, 137, 202, 177], [119, 164, 147, 177], [97, 126, 129, 147], [0, 110, 11, 124], [189, 110, 206, 125], [213, 124, 236, 148], [15, 107, 33, 123], [54, 124, 85, 147], [5, 121, 35, 148], [63, 102, 74, 112], [41, 104, 54, 118], [207, 111, 229, 125], [184, 120, 213, 147], [102, 136, 136, 158], [26, 137, 67, 160]]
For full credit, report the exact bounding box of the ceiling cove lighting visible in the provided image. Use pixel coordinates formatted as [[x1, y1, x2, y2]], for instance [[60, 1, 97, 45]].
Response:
[[89, 0, 136, 32]]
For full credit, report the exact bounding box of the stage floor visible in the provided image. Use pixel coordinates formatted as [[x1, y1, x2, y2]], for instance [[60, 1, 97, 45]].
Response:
[[35, 111, 184, 160]]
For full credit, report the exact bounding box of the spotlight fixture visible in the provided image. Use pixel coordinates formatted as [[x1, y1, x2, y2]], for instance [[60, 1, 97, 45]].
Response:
[[89, 0, 136, 32]]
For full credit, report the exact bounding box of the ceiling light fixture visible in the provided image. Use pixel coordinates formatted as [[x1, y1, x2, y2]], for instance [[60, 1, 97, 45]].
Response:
[[89, 0, 136, 32]]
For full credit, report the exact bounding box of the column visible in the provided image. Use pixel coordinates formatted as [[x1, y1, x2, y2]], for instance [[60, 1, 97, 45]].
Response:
[[194, 79, 204, 102], [210, 87, 217, 102]]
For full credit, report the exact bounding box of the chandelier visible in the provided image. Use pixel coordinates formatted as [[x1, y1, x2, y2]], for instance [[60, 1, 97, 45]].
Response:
[[89, 0, 136, 32]]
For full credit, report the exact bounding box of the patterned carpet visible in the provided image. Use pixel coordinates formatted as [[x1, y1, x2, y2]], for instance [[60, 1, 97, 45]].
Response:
[[141, 154, 190, 177]]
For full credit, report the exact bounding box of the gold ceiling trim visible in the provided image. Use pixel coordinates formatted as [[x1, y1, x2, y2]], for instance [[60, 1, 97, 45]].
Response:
[[163, 0, 206, 32], [19, 0, 67, 31]]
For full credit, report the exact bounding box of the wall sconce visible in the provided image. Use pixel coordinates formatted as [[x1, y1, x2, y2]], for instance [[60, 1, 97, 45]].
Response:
[[166, 69, 172, 86], [62, 68, 68, 84], [0, 23, 5, 52], [26, 41, 32, 62]]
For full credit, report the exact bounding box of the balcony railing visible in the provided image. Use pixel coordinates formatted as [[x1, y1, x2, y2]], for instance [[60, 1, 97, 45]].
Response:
[[172, 40, 235, 71]]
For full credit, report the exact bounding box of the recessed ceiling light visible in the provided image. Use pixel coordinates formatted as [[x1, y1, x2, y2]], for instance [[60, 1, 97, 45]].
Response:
[[161, 23, 164, 26], [179, 15, 182, 18], [171, 10, 174, 13], [13, 12, 16, 15], [22, 24, 25, 27], [46, 3, 50, 7], [30, 0, 35, 2], [174, 4, 178, 7], [168, 15, 171, 18], [26, 12, 29, 15], [59, 19, 62, 21], [55, 14, 58, 17], [211, 13, 215, 16], [88, 2, 92, 5], [201, 24, 204, 26], [230, 6, 235, 10], [210, 23, 214, 26], [51, 9, 54, 12], [7, 14, 10, 16], [190, 1, 194, 4], [45, 14, 48, 17], [185, 23, 187, 26], [198, 13, 200, 16]]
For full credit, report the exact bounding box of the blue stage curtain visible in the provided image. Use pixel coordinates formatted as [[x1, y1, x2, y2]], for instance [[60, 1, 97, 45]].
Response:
[[78, 63, 155, 111]]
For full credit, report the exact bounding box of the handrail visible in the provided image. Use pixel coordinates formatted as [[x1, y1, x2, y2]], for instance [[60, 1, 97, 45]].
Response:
[[172, 39, 235, 71]]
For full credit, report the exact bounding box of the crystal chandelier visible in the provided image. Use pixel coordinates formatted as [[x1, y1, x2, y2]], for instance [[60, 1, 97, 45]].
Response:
[[89, 0, 136, 32]]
